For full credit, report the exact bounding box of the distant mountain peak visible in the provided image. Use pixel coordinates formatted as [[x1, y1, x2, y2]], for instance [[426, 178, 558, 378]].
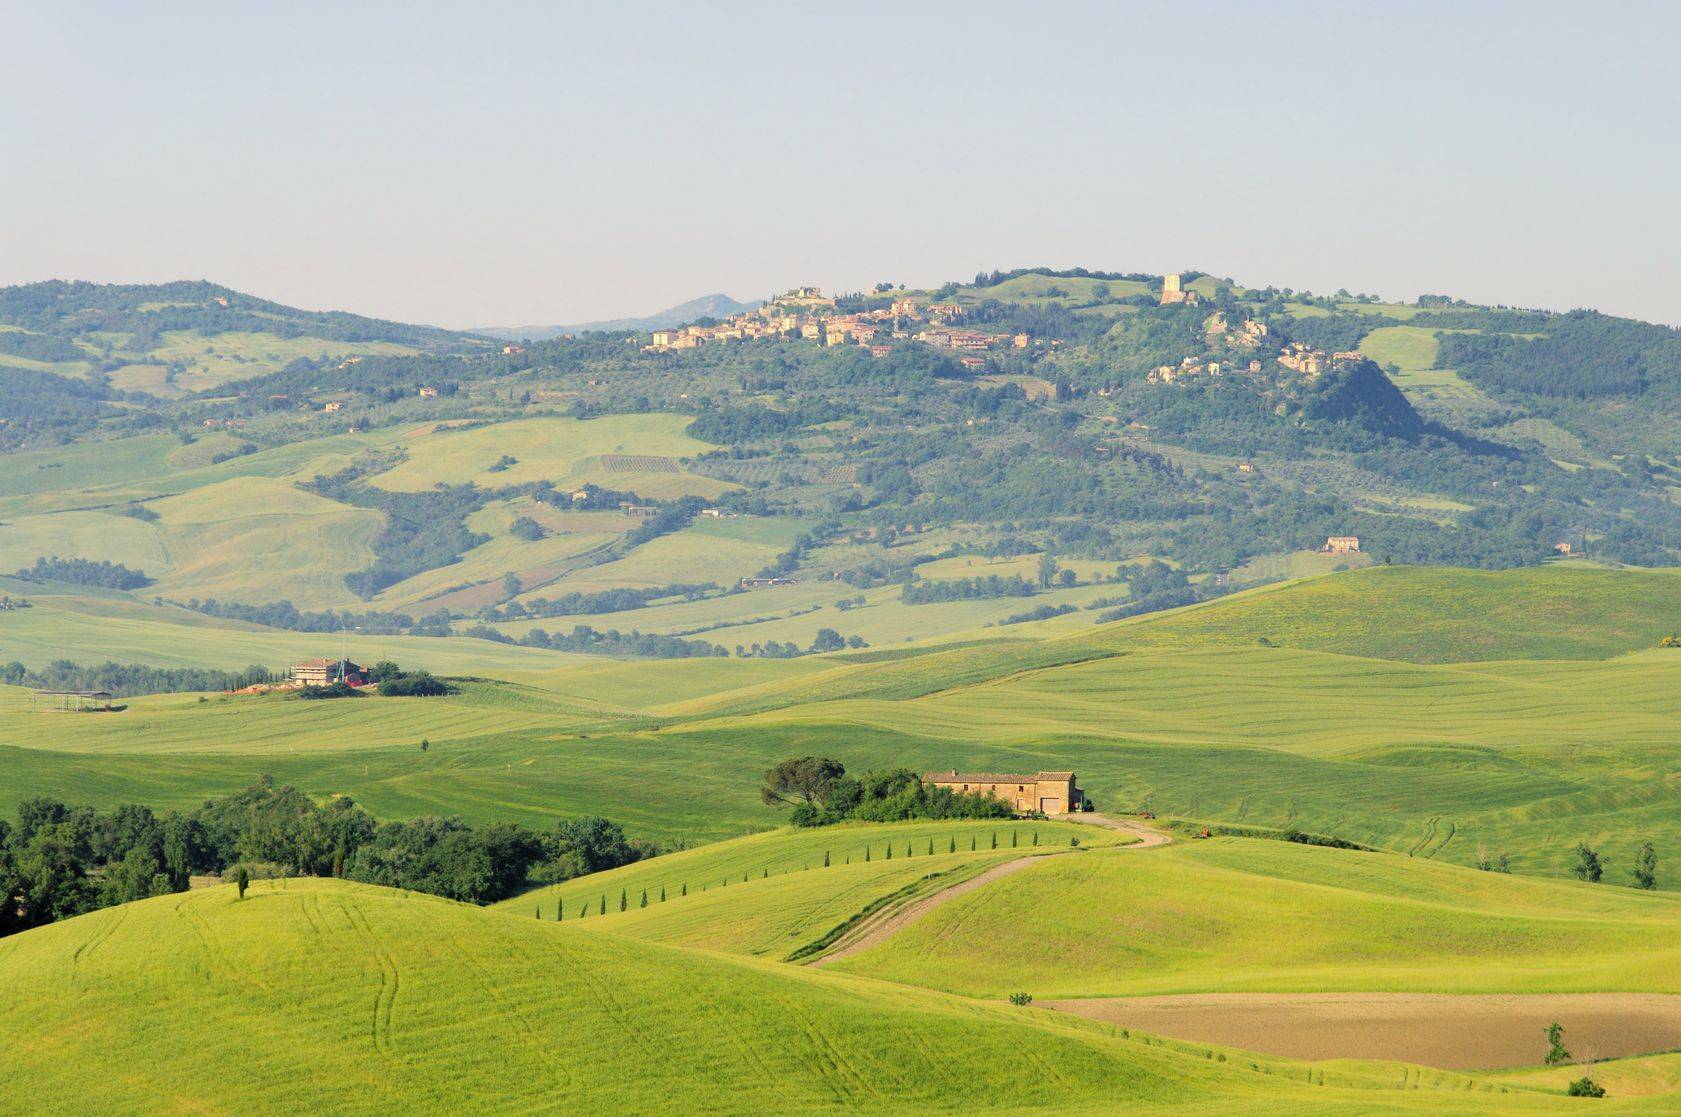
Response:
[[475, 293, 760, 341]]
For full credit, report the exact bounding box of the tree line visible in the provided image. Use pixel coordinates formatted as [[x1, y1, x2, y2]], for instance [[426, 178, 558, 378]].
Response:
[[761, 757, 1015, 827], [15, 556, 151, 590], [0, 780, 654, 938], [0, 659, 281, 697]]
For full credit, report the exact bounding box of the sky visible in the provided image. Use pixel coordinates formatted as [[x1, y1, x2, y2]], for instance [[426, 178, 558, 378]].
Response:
[[2, 1, 1678, 329]]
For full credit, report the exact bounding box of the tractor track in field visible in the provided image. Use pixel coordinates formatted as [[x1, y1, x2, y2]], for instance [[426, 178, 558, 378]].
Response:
[[808, 816, 1169, 968]]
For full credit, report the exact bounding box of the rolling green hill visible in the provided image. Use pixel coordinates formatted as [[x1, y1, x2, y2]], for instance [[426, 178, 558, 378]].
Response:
[[827, 837, 1681, 998], [0, 875, 1635, 1115]]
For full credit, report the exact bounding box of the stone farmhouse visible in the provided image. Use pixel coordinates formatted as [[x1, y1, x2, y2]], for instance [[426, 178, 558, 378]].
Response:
[[923, 770, 1085, 815], [290, 658, 367, 687]]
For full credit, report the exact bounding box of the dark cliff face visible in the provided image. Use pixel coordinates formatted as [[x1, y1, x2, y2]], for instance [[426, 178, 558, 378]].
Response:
[[1304, 359, 1425, 440]]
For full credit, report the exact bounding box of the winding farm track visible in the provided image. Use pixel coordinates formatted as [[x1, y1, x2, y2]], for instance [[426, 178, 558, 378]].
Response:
[[809, 814, 1170, 967]]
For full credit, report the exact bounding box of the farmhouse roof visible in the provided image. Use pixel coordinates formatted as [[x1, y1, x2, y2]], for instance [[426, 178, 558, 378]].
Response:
[[924, 770, 1075, 784]]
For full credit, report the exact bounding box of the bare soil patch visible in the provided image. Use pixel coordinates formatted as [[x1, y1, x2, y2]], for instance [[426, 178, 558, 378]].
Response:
[[1043, 993, 1681, 1071]]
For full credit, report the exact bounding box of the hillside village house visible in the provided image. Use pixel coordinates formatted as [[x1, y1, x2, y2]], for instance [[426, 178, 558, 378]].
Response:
[[923, 770, 1084, 815], [1322, 536, 1361, 554], [290, 658, 366, 687]]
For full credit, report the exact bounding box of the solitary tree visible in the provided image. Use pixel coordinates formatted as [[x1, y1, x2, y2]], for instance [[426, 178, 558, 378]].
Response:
[[681, 882, 687, 896], [236, 866, 249, 900], [1633, 841, 1658, 890], [599, 894, 606, 915], [1037, 553, 1059, 588], [557, 901, 564, 921], [761, 756, 846, 807], [1574, 843, 1604, 883], [949, 836, 956, 853], [660, 885, 666, 902], [823, 850, 830, 867], [619, 889, 627, 912], [1544, 1022, 1571, 1065], [1496, 851, 1510, 873], [991, 832, 998, 850]]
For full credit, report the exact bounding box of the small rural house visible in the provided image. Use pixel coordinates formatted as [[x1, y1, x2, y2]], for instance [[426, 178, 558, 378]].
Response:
[[923, 770, 1084, 815], [290, 658, 366, 687]]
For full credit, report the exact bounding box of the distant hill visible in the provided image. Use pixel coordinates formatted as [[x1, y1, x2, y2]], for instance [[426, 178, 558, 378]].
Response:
[[476, 293, 759, 340], [0, 279, 486, 422]]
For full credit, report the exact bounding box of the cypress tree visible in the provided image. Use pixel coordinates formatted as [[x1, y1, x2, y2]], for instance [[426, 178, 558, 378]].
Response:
[[762, 868, 768, 879], [824, 850, 830, 867], [928, 839, 934, 856], [971, 835, 977, 851], [660, 885, 666, 902], [1012, 830, 1018, 848], [536, 905, 541, 919], [558, 901, 564, 921], [1033, 830, 1039, 846], [682, 882, 688, 896], [886, 844, 893, 860], [865, 847, 870, 862], [991, 832, 998, 849], [599, 894, 606, 915], [619, 889, 627, 912], [640, 889, 648, 908], [949, 836, 956, 853]]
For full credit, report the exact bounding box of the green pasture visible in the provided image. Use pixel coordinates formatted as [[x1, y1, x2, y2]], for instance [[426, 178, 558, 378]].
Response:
[[109, 329, 421, 395], [494, 819, 1117, 952], [830, 837, 1681, 998], [4, 565, 1681, 883], [366, 414, 726, 494], [0, 878, 1300, 1116], [947, 273, 1150, 308], [1100, 564, 1681, 662]]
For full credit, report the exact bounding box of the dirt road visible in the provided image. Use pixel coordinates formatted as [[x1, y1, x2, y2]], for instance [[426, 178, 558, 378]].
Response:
[[1043, 992, 1681, 1071], [809, 814, 1169, 967]]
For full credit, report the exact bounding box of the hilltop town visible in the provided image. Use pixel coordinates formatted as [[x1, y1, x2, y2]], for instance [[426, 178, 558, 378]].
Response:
[[643, 284, 1041, 371]]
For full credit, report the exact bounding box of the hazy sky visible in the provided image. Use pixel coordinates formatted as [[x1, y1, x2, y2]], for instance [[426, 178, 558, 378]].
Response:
[[3, 1, 1677, 328]]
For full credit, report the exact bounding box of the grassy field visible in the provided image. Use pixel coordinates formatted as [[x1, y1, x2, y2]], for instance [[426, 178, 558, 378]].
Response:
[[492, 820, 1118, 956], [0, 875, 1643, 1114], [108, 330, 423, 396], [367, 414, 727, 494], [828, 837, 1681, 998], [5, 564, 1681, 880], [1101, 564, 1681, 662], [947, 273, 1151, 308]]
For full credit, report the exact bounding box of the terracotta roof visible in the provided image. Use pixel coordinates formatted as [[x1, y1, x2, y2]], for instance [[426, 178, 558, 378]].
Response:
[[923, 771, 1075, 784]]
